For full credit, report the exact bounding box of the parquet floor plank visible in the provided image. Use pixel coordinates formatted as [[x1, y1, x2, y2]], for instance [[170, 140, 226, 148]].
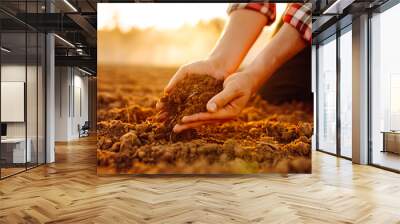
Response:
[[0, 137, 399, 223]]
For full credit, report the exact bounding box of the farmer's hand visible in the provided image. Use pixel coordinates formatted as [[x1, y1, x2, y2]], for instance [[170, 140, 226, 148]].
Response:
[[155, 59, 229, 117], [170, 23, 308, 131], [156, 9, 269, 121], [173, 71, 254, 133], [165, 60, 228, 93], [160, 8, 267, 96]]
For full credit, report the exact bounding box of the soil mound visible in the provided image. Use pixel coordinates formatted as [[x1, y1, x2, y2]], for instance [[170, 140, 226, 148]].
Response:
[[159, 74, 223, 140]]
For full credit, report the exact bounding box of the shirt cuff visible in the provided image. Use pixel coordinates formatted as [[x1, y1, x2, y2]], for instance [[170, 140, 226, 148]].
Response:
[[282, 3, 312, 44], [227, 3, 276, 26]]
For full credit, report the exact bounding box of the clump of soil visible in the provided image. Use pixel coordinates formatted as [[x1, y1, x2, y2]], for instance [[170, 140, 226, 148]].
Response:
[[159, 74, 223, 140], [97, 65, 313, 174]]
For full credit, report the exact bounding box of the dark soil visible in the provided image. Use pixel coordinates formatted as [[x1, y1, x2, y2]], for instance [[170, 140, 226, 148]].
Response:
[[159, 74, 223, 141], [97, 65, 313, 174]]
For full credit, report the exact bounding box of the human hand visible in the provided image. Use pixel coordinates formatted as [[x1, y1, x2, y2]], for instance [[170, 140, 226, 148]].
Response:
[[156, 59, 229, 119], [156, 9, 270, 122], [173, 71, 255, 133]]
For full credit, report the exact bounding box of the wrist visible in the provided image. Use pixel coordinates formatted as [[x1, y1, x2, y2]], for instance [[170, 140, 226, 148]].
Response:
[[207, 55, 233, 79], [241, 65, 265, 95], [244, 55, 278, 94]]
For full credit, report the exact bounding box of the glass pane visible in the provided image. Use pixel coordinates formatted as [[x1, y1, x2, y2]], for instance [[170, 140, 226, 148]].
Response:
[[26, 0, 38, 169], [27, 31, 38, 169], [38, 33, 45, 165], [340, 29, 352, 158], [317, 37, 337, 154], [1, 30, 27, 177], [371, 4, 400, 171]]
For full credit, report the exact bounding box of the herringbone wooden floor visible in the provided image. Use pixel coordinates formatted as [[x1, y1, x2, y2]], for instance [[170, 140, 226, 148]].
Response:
[[0, 137, 399, 224]]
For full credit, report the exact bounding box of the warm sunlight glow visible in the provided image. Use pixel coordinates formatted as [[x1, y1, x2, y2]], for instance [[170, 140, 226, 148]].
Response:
[[98, 3, 229, 31], [98, 3, 288, 66]]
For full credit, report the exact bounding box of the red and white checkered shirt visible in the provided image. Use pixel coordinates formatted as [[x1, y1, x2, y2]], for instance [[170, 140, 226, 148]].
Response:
[[227, 3, 312, 44]]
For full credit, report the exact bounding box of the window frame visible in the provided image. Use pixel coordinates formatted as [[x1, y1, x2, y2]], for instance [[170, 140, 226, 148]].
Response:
[[367, 0, 400, 173], [0, 0, 48, 180], [315, 22, 353, 161]]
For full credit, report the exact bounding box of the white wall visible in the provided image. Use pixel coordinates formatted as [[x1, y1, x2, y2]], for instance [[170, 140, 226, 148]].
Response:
[[1, 64, 46, 164], [54, 67, 89, 141], [72, 73, 89, 138], [0, 65, 39, 138], [55, 66, 70, 141], [1, 65, 25, 139]]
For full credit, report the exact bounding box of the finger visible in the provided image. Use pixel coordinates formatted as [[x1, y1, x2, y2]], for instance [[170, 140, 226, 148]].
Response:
[[207, 87, 239, 112], [173, 121, 209, 133], [164, 68, 186, 93], [173, 119, 229, 133], [156, 112, 168, 122], [156, 101, 164, 111], [181, 108, 236, 123]]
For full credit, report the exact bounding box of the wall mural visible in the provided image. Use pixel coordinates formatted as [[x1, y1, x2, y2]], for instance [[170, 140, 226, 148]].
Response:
[[97, 3, 313, 174]]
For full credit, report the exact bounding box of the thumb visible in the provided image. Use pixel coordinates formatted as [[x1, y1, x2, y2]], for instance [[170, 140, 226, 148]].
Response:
[[165, 68, 186, 93], [207, 86, 238, 112]]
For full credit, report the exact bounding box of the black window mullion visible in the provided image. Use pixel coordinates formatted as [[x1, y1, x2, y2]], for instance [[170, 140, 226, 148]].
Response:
[[25, 0, 28, 171], [367, 11, 373, 166], [44, 0, 48, 165], [36, 0, 39, 168], [44, 31, 47, 164], [336, 27, 341, 157], [368, 7, 400, 173], [315, 44, 320, 151]]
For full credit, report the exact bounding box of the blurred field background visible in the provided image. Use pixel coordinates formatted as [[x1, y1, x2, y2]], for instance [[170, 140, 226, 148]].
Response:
[[98, 3, 287, 67]]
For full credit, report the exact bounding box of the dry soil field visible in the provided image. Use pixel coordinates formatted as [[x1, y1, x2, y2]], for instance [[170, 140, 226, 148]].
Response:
[[97, 65, 313, 174]]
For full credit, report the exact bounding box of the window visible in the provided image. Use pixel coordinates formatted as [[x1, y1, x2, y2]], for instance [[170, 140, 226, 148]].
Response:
[[317, 36, 337, 154], [370, 2, 400, 171], [0, 1, 46, 179], [1, 30, 28, 178], [339, 28, 352, 158]]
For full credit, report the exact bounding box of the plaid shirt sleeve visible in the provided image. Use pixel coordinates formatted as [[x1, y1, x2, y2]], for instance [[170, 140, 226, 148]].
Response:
[[283, 3, 312, 44], [228, 3, 312, 44], [227, 3, 276, 26]]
